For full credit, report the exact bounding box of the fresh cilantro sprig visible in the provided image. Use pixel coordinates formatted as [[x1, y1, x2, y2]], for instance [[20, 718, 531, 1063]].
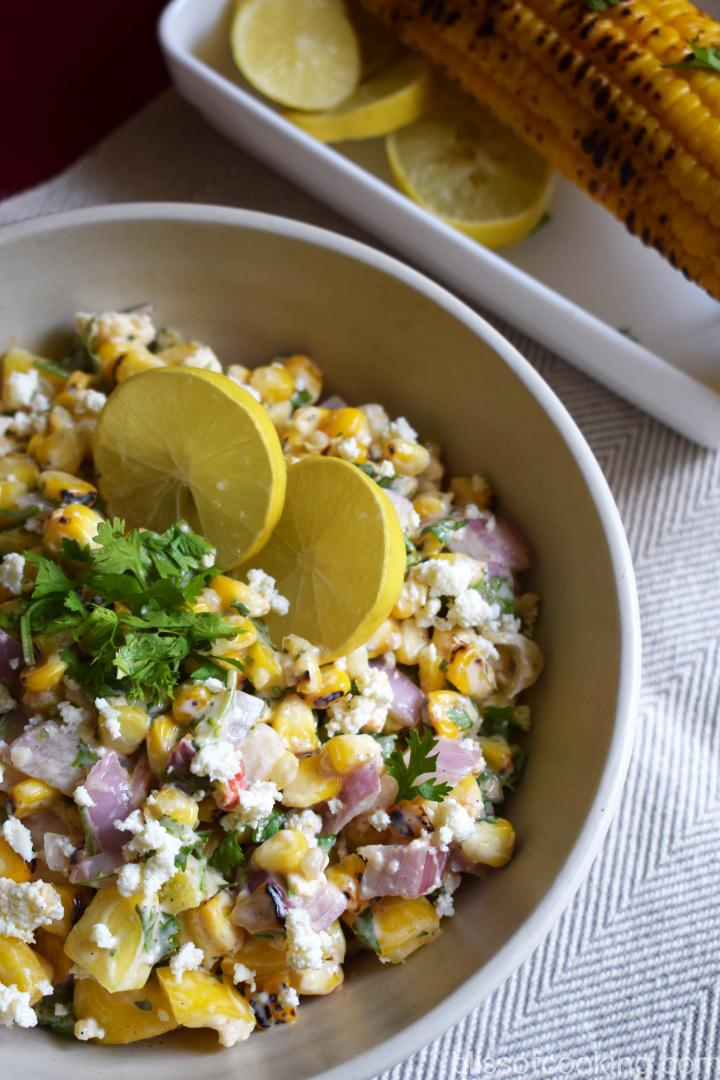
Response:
[[664, 36, 720, 72], [386, 728, 451, 803], [209, 831, 246, 881], [135, 905, 180, 963], [420, 516, 468, 548]]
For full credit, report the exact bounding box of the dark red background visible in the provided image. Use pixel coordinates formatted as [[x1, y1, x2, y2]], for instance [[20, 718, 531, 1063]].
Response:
[[1, 2, 169, 199]]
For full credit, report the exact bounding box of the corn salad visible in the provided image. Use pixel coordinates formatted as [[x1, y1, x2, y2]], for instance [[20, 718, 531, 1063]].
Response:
[[0, 307, 542, 1046]]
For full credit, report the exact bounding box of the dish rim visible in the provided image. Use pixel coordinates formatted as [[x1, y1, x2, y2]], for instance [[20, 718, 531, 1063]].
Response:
[[0, 202, 641, 1080]]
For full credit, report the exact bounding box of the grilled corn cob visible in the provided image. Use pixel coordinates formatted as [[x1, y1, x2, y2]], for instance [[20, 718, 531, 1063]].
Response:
[[360, 0, 720, 297]]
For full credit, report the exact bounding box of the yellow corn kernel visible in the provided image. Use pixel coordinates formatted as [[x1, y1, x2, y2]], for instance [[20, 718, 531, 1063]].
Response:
[[43, 884, 91, 940], [0, 454, 39, 486], [146, 715, 183, 775], [412, 492, 446, 521], [479, 736, 513, 774], [395, 619, 429, 666], [371, 896, 440, 963], [34, 928, 73, 984], [392, 580, 427, 621], [209, 574, 250, 611], [450, 773, 484, 817], [320, 407, 368, 441], [197, 794, 219, 822], [148, 784, 199, 829], [98, 701, 151, 755], [271, 694, 319, 754], [0, 936, 53, 1003], [249, 362, 296, 403], [74, 975, 178, 1044], [9, 778, 60, 819], [191, 587, 222, 614], [226, 363, 251, 384], [64, 887, 153, 993], [28, 427, 87, 474], [161, 855, 219, 915], [290, 404, 329, 438], [21, 653, 67, 693], [251, 972, 299, 1024], [297, 664, 351, 709], [43, 502, 103, 555], [0, 836, 32, 881], [447, 644, 494, 700], [450, 474, 493, 510], [60, 369, 95, 394], [321, 733, 380, 775], [426, 689, 477, 739], [283, 354, 323, 402], [37, 469, 98, 506], [0, 480, 28, 511], [95, 340, 127, 384], [289, 962, 344, 995], [2, 348, 64, 408], [212, 614, 257, 658], [222, 937, 287, 980], [328, 853, 366, 916], [417, 644, 447, 693], [281, 754, 342, 809], [244, 638, 283, 691], [114, 345, 166, 383], [365, 617, 401, 659], [252, 829, 309, 874], [268, 749, 299, 789], [171, 682, 214, 725], [156, 967, 255, 1047], [382, 438, 430, 477], [181, 891, 242, 963], [419, 530, 444, 556], [460, 818, 515, 868]]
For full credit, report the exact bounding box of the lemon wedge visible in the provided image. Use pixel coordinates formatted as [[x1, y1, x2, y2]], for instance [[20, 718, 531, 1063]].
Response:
[[230, 0, 361, 111], [245, 456, 405, 662], [286, 52, 432, 142], [387, 86, 554, 248], [93, 368, 286, 569]]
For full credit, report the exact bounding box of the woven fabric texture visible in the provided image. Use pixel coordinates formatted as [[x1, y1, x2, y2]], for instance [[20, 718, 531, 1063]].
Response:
[[1, 91, 718, 1080]]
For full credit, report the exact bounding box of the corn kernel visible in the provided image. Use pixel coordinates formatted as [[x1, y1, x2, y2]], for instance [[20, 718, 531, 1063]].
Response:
[[0, 455, 39, 486], [281, 755, 342, 808], [222, 937, 287, 980], [412, 492, 447, 521], [450, 474, 493, 510], [211, 614, 257, 658], [0, 936, 53, 1003], [321, 734, 380, 775], [172, 682, 214, 725], [99, 701, 151, 755], [38, 469, 97, 507], [9, 777, 60, 819], [328, 853, 366, 916], [268, 749, 299, 789], [191, 587, 222, 614], [210, 574, 251, 610], [447, 644, 494, 700], [96, 339, 129, 383], [0, 480, 28, 511], [28, 428, 87, 474], [249, 363, 296, 403], [182, 890, 242, 961], [417, 644, 447, 693], [148, 784, 200, 828], [479, 736, 513, 774], [64, 887, 152, 993], [426, 689, 477, 739], [245, 638, 283, 691], [460, 818, 515, 867], [43, 502, 103, 555], [283, 354, 323, 402], [0, 836, 31, 881], [365, 618, 401, 659], [370, 896, 440, 963], [392, 580, 428, 621], [115, 345, 166, 383], [21, 653, 67, 693], [271, 694, 319, 754], [146, 715, 182, 775], [382, 438, 430, 477], [291, 405, 328, 437], [156, 968, 255, 1046], [252, 829, 309, 874], [297, 664, 351, 709], [450, 773, 484, 816], [320, 407, 368, 441], [395, 619, 429, 665], [73, 975, 177, 1044], [289, 962, 344, 996]]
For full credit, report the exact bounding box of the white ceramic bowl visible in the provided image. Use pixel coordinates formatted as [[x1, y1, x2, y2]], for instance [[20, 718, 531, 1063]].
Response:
[[0, 204, 639, 1080]]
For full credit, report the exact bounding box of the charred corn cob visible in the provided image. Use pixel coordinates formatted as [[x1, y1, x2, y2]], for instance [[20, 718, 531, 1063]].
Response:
[[360, 0, 720, 298]]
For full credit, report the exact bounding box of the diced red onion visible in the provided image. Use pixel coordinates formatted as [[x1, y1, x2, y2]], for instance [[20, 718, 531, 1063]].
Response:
[[127, 754, 154, 811], [224, 690, 266, 743], [7, 720, 85, 795], [84, 752, 132, 852], [432, 737, 484, 785], [69, 851, 123, 885], [371, 660, 425, 727], [319, 395, 347, 409], [238, 724, 285, 783], [165, 736, 195, 777], [491, 633, 544, 697], [232, 879, 288, 932], [289, 881, 347, 931], [0, 631, 24, 682], [322, 760, 381, 835], [358, 841, 447, 900], [44, 832, 77, 873], [24, 807, 76, 852], [448, 514, 533, 572]]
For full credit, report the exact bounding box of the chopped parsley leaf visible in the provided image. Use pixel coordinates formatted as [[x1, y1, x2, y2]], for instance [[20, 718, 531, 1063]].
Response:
[[386, 728, 451, 803], [664, 36, 720, 72]]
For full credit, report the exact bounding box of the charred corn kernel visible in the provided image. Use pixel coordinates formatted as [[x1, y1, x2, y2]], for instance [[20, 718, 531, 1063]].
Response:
[[146, 715, 182, 775], [0, 936, 53, 1003], [291, 405, 329, 437], [320, 407, 369, 441], [0, 836, 32, 881], [21, 653, 67, 693], [281, 754, 342, 808], [365, 617, 401, 659], [297, 664, 351, 709], [252, 829, 309, 874], [461, 818, 515, 867], [271, 694, 320, 754], [98, 701, 151, 755], [447, 644, 494, 700], [245, 638, 283, 691], [172, 682, 214, 724], [321, 734, 381, 775], [182, 891, 242, 961], [0, 455, 39, 486], [73, 975, 178, 1044], [34, 928, 73, 984], [161, 855, 220, 915], [450, 474, 493, 510], [392, 580, 428, 621], [9, 777, 60, 819], [114, 345, 166, 383], [0, 480, 27, 511], [289, 962, 344, 996], [28, 427, 87, 474], [268, 749, 300, 789], [38, 469, 97, 506], [156, 967, 255, 1047], [417, 644, 447, 693], [283, 354, 323, 402], [479, 736, 513, 774], [43, 502, 103, 555], [451, 773, 485, 816], [223, 937, 287, 980], [148, 784, 199, 828], [251, 973, 299, 1025], [328, 853, 366, 916], [395, 619, 429, 666], [426, 689, 477, 739], [383, 438, 430, 477], [43, 884, 90, 940], [412, 492, 447, 521], [370, 896, 440, 963], [64, 887, 153, 993], [249, 362, 296, 403]]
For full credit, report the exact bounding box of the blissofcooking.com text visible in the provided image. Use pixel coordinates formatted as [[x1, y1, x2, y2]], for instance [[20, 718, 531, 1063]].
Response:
[[451, 1050, 720, 1078]]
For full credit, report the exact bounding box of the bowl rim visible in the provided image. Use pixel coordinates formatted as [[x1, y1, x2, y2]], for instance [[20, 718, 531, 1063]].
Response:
[[0, 202, 641, 1080]]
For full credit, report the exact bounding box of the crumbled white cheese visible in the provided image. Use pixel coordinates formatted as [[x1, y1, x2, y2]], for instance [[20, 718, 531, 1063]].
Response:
[[95, 697, 122, 739], [224, 781, 280, 831], [0, 684, 16, 713], [54, 1003, 68, 1017], [432, 799, 475, 851], [115, 810, 188, 900], [190, 739, 242, 783], [278, 985, 299, 1010], [360, 403, 390, 449], [57, 700, 89, 729], [326, 798, 342, 815], [246, 568, 289, 616], [284, 810, 323, 839], [376, 460, 395, 479], [74, 1016, 106, 1041], [116, 862, 142, 898], [76, 308, 155, 347], [0, 553, 25, 595], [0, 880, 62, 942], [368, 809, 391, 832], [74, 785, 95, 808], [90, 923, 119, 951], [202, 676, 225, 693], [2, 817, 34, 862], [434, 892, 455, 918], [388, 416, 418, 443], [335, 436, 361, 461], [80, 388, 107, 413], [232, 962, 256, 990], [0, 983, 37, 1028], [326, 666, 393, 737], [6, 368, 40, 409], [446, 589, 498, 631], [169, 941, 204, 981], [285, 908, 330, 971], [412, 556, 481, 599], [179, 345, 222, 372], [201, 549, 217, 569]]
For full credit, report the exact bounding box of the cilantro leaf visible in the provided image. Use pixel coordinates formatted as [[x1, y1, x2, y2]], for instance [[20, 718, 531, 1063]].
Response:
[[369, 732, 398, 763], [386, 728, 451, 803], [208, 831, 246, 881], [24, 553, 75, 600], [91, 520, 149, 585], [481, 705, 516, 739], [420, 516, 468, 547], [664, 36, 720, 72], [72, 741, 99, 769], [290, 388, 313, 411], [35, 986, 75, 1038], [317, 834, 336, 852], [352, 907, 381, 954], [135, 905, 180, 963], [250, 810, 284, 844], [448, 700, 478, 732]]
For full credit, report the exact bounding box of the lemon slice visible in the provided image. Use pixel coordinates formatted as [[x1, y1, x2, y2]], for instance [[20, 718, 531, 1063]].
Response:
[[93, 368, 286, 569], [387, 86, 554, 248], [230, 0, 361, 111], [245, 456, 405, 662], [286, 53, 432, 142]]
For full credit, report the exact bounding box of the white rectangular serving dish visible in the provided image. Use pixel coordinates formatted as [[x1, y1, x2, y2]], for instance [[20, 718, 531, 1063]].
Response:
[[159, 0, 720, 447]]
